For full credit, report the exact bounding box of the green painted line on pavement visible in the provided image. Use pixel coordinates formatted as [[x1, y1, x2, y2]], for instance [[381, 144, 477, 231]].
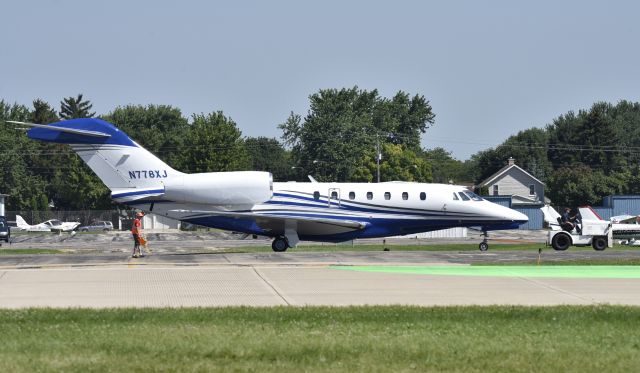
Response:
[[330, 265, 640, 279]]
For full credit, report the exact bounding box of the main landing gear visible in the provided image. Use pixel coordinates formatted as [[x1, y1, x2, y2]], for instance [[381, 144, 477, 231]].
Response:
[[478, 230, 489, 252], [271, 236, 290, 252]]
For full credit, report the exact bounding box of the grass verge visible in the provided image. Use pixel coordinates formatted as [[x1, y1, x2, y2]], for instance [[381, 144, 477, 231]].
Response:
[[0, 306, 638, 372], [0, 248, 66, 255]]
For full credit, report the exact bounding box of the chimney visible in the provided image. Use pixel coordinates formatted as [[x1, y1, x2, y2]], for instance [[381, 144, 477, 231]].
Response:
[[507, 157, 515, 166]]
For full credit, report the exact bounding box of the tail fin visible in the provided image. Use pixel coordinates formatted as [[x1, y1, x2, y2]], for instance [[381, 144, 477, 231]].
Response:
[[15, 215, 30, 229], [18, 118, 182, 191], [578, 206, 603, 222]]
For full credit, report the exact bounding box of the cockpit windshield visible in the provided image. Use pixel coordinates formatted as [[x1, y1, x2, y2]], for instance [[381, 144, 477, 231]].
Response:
[[456, 191, 483, 201], [464, 191, 483, 201]]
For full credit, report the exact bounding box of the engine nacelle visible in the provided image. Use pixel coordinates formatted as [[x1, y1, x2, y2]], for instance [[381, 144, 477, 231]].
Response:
[[163, 171, 273, 205]]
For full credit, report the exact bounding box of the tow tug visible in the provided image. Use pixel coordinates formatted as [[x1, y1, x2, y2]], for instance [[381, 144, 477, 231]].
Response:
[[540, 205, 613, 251]]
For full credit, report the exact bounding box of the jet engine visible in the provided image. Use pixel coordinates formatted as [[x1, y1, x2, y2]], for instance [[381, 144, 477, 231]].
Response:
[[163, 171, 273, 206]]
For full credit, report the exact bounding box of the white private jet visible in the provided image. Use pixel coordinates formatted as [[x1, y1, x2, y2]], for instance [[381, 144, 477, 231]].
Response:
[[15, 215, 80, 232], [10, 118, 528, 251]]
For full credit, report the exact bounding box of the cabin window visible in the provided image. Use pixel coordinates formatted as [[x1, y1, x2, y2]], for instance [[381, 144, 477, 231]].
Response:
[[402, 192, 408, 200], [458, 192, 470, 201], [420, 192, 426, 201], [313, 191, 320, 200], [384, 192, 391, 200], [349, 191, 355, 200], [529, 184, 535, 195], [453, 192, 459, 200], [331, 191, 338, 199], [367, 192, 373, 200], [492, 185, 499, 196]]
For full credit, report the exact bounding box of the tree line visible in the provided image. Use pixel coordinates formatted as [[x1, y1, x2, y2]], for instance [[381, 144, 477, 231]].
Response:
[[468, 101, 640, 207]]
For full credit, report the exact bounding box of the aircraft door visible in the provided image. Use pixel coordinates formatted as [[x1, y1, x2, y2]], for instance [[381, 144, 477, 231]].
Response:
[[328, 188, 341, 208]]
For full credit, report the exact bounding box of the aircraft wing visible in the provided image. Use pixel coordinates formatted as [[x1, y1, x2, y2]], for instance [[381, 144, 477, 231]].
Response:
[[171, 209, 367, 236], [611, 215, 638, 224]]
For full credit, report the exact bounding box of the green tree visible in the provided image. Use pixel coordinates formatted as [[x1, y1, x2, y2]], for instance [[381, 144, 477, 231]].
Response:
[[103, 105, 189, 170], [352, 144, 431, 182], [423, 147, 467, 184], [181, 112, 251, 173], [49, 155, 112, 210], [471, 128, 551, 184], [383, 92, 435, 150], [0, 100, 49, 211], [546, 166, 626, 207], [280, 87, 435, 182], [245, 137, 293, 181], [59, 94, 95, 119], [547, 102, 626, 174], [31, 99, 58, 124]]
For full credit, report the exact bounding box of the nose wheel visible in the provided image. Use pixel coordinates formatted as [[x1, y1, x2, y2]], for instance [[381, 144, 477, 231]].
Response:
[[478, 231, 489, 252], [271, 236, 290, 252]]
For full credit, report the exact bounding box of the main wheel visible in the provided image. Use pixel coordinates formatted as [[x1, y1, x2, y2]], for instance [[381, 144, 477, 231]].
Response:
[[479, 242, 489, 251], [271, 237, 289, 252], [81, 228, 89, 232], [551, 233, 571, 251], [592, 236, 607, 251]]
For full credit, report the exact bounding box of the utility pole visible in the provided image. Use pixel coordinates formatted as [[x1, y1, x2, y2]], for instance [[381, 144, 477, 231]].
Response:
[[376, 133, 381, 183]]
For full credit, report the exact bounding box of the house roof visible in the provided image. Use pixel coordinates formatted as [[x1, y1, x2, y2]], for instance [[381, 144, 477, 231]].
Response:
[[477, 163, 545, 188]]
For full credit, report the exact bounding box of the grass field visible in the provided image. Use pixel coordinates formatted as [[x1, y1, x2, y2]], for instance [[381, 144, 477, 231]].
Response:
[[1, 306, 639, 372]]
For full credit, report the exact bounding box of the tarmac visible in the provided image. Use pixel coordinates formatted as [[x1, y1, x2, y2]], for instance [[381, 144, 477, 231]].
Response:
[[1, 231, 639, 308]]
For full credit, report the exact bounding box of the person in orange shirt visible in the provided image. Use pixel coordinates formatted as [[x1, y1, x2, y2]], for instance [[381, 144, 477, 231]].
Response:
[[131, 211, 144, 258]]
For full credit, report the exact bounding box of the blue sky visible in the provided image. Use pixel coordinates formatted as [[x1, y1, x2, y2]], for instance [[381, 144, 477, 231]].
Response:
[[2, 0, 639, 160]]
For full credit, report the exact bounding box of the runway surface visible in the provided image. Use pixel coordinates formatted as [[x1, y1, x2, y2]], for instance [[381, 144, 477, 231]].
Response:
[[1, 249, 639, 308]]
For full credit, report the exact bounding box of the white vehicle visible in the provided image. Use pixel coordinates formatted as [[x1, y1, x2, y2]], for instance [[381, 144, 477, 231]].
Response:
[[15, 215, 81, 232], [578, 206, 640, 245], [540, 205, 612, 251], [12, 118, 528, 252]]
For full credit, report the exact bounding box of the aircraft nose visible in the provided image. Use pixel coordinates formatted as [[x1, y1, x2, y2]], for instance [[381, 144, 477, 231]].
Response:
[[510, 209, 529, 224], [506, 208, 528, 224], [493, 204, 528, 223]]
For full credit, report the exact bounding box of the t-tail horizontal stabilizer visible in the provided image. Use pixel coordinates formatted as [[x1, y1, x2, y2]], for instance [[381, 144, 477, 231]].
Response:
[[7, 121, 111, 138]]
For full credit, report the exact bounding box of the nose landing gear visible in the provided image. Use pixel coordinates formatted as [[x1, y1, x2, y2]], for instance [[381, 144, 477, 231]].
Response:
[[479, 230, 489, 252]]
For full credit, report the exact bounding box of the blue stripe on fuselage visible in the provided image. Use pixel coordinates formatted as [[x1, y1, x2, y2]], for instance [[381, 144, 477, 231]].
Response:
[[269, 192, 480, 218]]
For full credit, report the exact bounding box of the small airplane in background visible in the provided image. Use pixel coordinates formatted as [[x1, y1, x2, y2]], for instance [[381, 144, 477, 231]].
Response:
[[15, 215, 80, 232], [9, 118, 528, 251]]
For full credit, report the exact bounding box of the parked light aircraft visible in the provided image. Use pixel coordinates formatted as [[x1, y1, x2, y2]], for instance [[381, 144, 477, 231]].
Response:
[[10, 118, 528, 251], [15, 215, 80, 232]]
